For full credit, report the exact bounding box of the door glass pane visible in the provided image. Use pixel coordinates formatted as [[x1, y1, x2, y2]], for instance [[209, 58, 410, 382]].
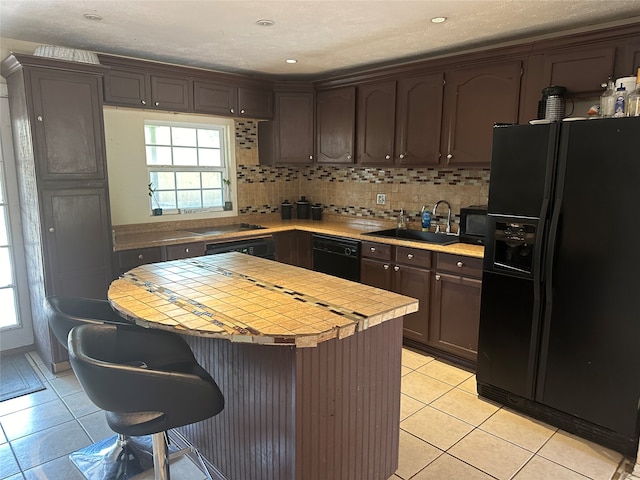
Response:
[[0, 288, 17, 328]]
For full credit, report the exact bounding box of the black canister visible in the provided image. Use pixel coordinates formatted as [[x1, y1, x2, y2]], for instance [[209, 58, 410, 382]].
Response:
[[296, 196, 311, 219], [281, 200, 292, 220], [311, 204, 323, 221]]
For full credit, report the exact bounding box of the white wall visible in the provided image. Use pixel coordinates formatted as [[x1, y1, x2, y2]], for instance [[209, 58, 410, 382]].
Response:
[[103, 106, 237, 225]]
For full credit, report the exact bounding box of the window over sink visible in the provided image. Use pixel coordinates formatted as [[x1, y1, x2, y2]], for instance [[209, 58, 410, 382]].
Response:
[[145, 121, 232, 214]]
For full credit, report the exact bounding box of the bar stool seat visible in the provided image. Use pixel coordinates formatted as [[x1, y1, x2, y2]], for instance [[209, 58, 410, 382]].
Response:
[[45, 295, 156, 480], [68, 323, 224, 480]]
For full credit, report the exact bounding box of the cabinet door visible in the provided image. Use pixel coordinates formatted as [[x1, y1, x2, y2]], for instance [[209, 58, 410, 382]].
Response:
[[316, 87, 356, 164], [392, 263, 431, 343], [274, 92, 315, 164], [430, 272, 482, 361], [103, 68, 148, 107], [238, 87, 274, 119], [542, 47, 615, 96], [357, 81, 396, 165], [117, 246, 163, 275], [296, 231, 313, 270], [150, 75, 191, 111], [164, 242, 205, 261], [29, 68, 106, 181], [395, 73, 444, 166], [360, 257, 392, 290], [193, 80, 237, 116], [274, 231, 297, 265], [41, 188, 114, 299], [442, 61, 522, 167]]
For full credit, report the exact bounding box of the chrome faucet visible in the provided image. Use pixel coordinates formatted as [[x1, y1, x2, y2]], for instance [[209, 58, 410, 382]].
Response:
[[432, 200, 452, 234]]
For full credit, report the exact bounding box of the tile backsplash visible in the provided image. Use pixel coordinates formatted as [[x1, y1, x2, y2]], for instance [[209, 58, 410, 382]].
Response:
[[234, 120, 489, 229]]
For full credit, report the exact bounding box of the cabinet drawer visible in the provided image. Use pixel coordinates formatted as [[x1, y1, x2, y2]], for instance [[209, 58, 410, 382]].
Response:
[[117, 247, 162, 272], [395, 247, 431, 268], [361, 241, 392, 261], [164, 242, 205, 260], [435, 253, 482, 278]]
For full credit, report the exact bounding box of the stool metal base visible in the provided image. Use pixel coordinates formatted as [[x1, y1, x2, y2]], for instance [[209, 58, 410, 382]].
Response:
[[69, 434, 154, 480]]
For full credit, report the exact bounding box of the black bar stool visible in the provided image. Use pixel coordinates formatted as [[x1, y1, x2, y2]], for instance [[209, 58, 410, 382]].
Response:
[[68, 323, 225, 480], [45, 295, 156, 480]]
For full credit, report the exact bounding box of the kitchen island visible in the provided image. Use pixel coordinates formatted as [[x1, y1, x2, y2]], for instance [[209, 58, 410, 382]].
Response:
[[108, 252, 418, 480]]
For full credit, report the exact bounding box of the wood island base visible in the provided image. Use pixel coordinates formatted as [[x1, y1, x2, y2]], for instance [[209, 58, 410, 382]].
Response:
[[178, 317, 403, 480]]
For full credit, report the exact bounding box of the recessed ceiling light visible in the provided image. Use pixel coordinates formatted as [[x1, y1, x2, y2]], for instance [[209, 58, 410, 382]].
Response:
[[83, 13, 103, 21], [431, 17, 447, 24], [256, 19, 275, 27], [285, 59, 297, 64]]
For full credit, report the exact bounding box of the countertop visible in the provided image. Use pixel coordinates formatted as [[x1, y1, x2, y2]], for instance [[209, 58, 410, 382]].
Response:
[[108, 252, 419, 347], [114, 215, 485, 258]]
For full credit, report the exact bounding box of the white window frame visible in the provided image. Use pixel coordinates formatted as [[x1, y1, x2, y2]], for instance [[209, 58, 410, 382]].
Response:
[[144, 120, 234, 215]]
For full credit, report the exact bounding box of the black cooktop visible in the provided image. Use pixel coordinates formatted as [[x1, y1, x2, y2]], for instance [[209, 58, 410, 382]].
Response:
[[186, 223, 266, 236]]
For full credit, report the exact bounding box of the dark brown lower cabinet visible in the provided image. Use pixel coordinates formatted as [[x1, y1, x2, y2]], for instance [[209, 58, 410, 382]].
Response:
[[116, 241, 205, 276], [42, 188, 114, 298], [360, 242, 431, 344], [429, 254, 483, 361], [274, 230, 313, 269]]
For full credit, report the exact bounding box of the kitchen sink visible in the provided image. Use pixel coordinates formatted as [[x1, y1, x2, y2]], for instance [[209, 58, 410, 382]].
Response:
[[364, 228, 459, 245]]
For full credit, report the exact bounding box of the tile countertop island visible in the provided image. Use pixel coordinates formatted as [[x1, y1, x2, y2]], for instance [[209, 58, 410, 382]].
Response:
[[108, 252, 419, 480]]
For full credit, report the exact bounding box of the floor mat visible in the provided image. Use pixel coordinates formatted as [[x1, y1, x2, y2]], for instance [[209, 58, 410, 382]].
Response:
[[0, 354, 46, 402]]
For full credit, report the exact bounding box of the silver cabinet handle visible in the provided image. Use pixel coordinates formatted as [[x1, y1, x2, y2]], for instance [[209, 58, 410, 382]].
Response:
[[48, 227, 55, 233], [399, 153, 406, 159], [230, 108, 235, 114], [370, 247, 376, 252], [37, 116, 43, 122], [407, 253, 414, 259], [435, 274, 441, 280], [185, 248, 190, 253], [383, 264, 389, 270], [309, 155, 313, 160], [138, 254, 144, 260], [154, 102, 159, 106], [457, 261, 464, 268], [141, 100, 146, 105], [346, 154, 352, 160], [394, 266, 400, 272], [447, 154, 453, 160], [240, 109, 246, 114], [385, 154, 391, 160]]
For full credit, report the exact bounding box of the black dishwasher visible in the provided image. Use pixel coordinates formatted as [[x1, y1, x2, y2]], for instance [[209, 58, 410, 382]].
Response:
[[312, 234, 361, 282]]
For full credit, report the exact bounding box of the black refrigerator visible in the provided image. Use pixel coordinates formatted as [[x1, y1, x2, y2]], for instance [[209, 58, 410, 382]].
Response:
[[477, 116, 640, 456]]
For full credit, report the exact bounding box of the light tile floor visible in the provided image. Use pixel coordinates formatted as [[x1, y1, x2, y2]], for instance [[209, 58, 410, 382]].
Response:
[[0, 348, 633, 480]]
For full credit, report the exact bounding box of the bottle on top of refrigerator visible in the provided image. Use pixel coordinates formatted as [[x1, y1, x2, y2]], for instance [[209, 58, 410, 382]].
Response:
[[600, 78, 616, 117], [626, 69, 640, 117], [613, 85, 627, 118]]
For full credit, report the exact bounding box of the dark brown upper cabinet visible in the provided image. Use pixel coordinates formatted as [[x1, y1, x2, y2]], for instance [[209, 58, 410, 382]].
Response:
[[28, 68, 106, 182], [541, 46, 616, 96], [395, 72, 444, 166], [356, 80, 396, 165], [237, 86, 274, 119], [259, 90, 314, 165], [103, 67, 191, 111], [316, 87, 356, 164], [441, 61, 522, 167], [193, 80, 236, 116]]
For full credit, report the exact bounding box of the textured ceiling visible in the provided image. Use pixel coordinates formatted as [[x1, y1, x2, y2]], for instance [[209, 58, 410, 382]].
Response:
[[1, 1, 640, 78]]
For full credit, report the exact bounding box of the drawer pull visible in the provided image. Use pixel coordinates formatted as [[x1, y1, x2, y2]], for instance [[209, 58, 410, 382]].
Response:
[[394, 266, 400, 272], [407, 253, 414, 259], [435, 274, 441, 280], [457, 261, 464, 268], [48, 227, 55, 233], [370, 247, 376, 252], [383, 264, 389, 270], [185, 248, 190, 253], [138, 254, 144, 260]]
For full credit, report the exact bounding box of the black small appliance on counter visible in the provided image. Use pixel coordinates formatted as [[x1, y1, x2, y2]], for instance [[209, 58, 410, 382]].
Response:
[[459, 205, 487, 245]]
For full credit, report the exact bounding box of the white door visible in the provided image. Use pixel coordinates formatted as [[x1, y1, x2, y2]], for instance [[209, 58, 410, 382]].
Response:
[[0, 91, 34, 351]]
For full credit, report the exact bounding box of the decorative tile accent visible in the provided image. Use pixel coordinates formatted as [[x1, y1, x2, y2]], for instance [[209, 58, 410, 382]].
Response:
[[234, 120, 258, 149]]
